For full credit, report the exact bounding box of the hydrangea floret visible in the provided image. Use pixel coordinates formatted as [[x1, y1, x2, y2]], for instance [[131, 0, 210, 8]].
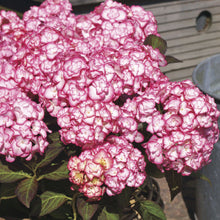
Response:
[[0, 0, 219, 204]]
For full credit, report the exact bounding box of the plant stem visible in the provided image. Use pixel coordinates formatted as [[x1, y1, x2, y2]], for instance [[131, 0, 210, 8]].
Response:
[[0, 195, 17, 200], [72, 192, 79, 220]]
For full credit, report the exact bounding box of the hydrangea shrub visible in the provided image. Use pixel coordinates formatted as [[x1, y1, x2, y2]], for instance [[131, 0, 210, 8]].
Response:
[[0, 0, 219, 219]]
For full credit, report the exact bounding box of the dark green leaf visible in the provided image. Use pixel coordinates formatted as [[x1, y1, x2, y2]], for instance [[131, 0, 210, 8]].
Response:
[[40, 162, 69, 181], [77, 196, 99, 220], [49, 202, 73, 219], [146, 162, 165, 178], [39, 191, 70, 216], [15, 177, 38, 208], [0, 161, 32, 183], [0, 182, 17, 198], [30, 196, 42, 217], [165, 170, 182, 201], [97, 207, 120, 220], [144, 35, 167, 54], [165, 55, 182, 64], [36, 140, 64, 169], [137, 200, 166, 220], [48, 131, 62, 143]]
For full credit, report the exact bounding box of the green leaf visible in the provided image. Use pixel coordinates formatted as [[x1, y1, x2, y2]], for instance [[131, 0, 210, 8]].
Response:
[[0, 182, 17, 198], [165, 55, 182, 64], [137, 200, 166, 220], [0, 161, 32, 183], [15, 177, 38, 208], [49, 202, 73, 219], [165, 170, 182, 201], [40, 191, 70, 216], [48, 131, 62, 143], [30, 196, 42, 218], [97, 207, 120, 220], [146, 162, 165, 178], [36, 139, 64, 169], [39, 162, 69, 181], [144, 35, 167, 54], [76, 196, 99, 220]]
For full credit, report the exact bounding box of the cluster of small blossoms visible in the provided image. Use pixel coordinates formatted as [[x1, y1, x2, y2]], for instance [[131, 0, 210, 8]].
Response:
[[0, 80, 50, 162], [68, 136, 146, 200], [122, 80, 220, 175], [0, 0, 168, 145]]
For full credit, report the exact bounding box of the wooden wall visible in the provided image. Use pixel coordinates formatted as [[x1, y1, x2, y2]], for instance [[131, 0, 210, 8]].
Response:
[[145, 0, 220, 81]]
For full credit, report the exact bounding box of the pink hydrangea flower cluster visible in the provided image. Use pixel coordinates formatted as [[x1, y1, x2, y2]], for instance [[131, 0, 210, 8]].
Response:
[[0, 80, 50, 162], [68, 136, 146, 200], [122, 80, 220, 175], [0, 0, 168, 148]]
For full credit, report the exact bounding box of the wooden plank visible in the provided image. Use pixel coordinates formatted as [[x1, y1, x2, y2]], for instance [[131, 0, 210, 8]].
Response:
[[167, 38, 220, 55], [159, 21, 220, 41], [164, 67, 195, 81], [162, 48, 220, 73], [167, 31, 220, 47], [145, 0, 220, 16], [168, 45, 220, 63], [155, 6, 220, 24], [158, 14, 220, 32]]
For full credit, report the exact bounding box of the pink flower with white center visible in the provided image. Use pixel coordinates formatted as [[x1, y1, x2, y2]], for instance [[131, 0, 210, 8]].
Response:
[[76, 15, 95, 38], [181, 112, 198, 131], [69, 169, 85, 186], [63, 80, 87, 106], [82, 184, 104, 200], [88, 75, 114, 102], [76, 125, 95, 144], [118, 116, 137, 132], [39, 28, 59, 44], [129, 60, 145, 76], [117, 168, 130, 181], [67, 156, 81, 171], [177, 142, 192, 158], [137, 98, 156, 119], [143, 135, 163, 165], [184, 86, 200, 100], [165, 114, 182, 131], [179, 101, 192, 115], [43, 43, 59, 60], [191, 96, 209, 114], [147, 113, 165, 135], [93, 149, 113, 170], [101, 7, 127, 23], [85, 160, 104, 180], [57, 108, 72, 128], [164, 98, 181, 112], [80, 105, 96, 125], [63, 57, 87, 79]]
